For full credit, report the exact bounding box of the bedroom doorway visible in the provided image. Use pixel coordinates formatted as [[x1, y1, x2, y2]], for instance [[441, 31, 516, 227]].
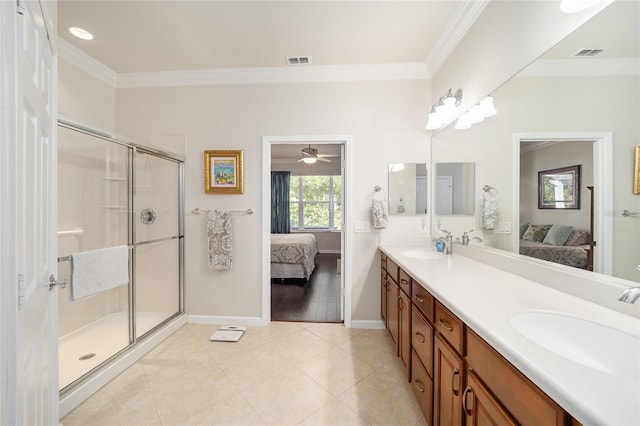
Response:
[[262, 136, 351, 325], [514, 133, 612, 275]]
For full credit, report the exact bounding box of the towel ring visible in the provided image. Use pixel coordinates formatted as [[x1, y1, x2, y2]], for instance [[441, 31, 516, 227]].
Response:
[[373, 185, 387, 201], [482, 185, 499, 200]]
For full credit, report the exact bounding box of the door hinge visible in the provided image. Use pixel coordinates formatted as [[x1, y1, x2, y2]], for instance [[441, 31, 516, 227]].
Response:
[[16, 0, 25, 15], [17, 274, 25, 308]]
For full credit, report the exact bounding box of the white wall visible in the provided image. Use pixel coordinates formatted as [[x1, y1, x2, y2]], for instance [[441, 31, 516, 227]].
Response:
[[116, 80, 430, 322], [520, 141, 593, 229]]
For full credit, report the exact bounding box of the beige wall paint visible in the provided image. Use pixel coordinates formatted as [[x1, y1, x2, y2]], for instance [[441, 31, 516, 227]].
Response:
[[58, 57, 116, 132], [116, 80, 430, 321]]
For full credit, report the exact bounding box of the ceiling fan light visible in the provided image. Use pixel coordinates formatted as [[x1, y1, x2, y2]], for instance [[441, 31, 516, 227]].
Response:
[[479, 96, 497, 117], [302, 157, 316, 164]]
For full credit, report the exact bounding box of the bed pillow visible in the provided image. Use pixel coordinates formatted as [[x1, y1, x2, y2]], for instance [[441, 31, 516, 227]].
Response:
[[565, 228, 590, 246], [519, 222, 529, 239], [522, 224, 552, 242], [542, 224, 573, 246]]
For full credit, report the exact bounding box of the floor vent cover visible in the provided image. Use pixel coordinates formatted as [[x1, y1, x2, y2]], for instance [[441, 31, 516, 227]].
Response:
[[573, 49, 604, 57], [286, 56, 312, 65]]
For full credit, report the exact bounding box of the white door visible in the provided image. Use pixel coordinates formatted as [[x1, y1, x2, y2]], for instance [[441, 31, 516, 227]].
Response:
[[435, 176, 453, 215], [16, 0, 58, 424]]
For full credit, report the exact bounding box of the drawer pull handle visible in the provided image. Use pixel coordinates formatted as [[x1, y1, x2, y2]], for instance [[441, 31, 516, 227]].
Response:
[[438, 318, 454, 332], [452, 368, 460, 395], [415, 295, 424, 303], [414, 379, 425, 393], [415, 332, 426, 343], [462, 386, 473, 416], [400, 278, 409, 285]]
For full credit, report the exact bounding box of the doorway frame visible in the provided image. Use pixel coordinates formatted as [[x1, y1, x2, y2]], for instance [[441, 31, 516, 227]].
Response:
[[262, 135, 352, 327], [513, 132, 612, 275]]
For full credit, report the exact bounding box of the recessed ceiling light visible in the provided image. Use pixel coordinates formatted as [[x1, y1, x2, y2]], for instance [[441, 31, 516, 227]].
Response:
[[69, 27, 93, 41]]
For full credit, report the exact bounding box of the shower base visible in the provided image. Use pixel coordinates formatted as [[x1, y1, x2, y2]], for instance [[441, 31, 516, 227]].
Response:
[[59, 311, 171, 390]]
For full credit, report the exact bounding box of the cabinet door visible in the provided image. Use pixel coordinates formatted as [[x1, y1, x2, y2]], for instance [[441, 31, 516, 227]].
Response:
[[381, 271, 388, 326], [399, 289, 412, 381], [412, 306, 433, 377], [387, 282, 399, 350], [412, 350, 433, 424], [434, 335, 464, 426], [463, 370, 517, 426]]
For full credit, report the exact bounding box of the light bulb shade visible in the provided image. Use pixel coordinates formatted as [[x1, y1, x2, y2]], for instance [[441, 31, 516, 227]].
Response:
[[302, 157, 317, 164], [479, 96, 497, 117], [454, 113, 472, 130], [468, 105, 484, 124], [425, 112, 442, 130]]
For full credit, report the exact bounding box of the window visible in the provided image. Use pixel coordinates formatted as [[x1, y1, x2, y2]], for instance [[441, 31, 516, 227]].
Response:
[[290, 176, 342, 230]]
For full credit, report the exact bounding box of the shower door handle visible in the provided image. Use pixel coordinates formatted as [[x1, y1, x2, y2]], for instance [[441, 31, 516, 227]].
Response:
[[48, 274, 67, 291]]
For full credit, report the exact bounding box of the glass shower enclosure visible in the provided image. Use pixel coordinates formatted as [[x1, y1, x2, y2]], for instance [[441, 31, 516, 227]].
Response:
[[56, 120, 184, 392]]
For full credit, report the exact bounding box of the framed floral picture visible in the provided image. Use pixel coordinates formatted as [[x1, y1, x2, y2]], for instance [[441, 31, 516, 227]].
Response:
[[204, 150, 244, 194]]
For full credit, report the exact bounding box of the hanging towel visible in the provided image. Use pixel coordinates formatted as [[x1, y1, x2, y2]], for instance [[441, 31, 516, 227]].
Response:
[[70, 246, 129, 301], [207, 209, 233, 270], [372, 199, 389, 229], [481, 191, 499, 230]]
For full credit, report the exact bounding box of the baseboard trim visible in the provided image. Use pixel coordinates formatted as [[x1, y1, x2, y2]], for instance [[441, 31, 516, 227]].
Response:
[[349, 320, 385, 329], [187, 314, 266, 326]]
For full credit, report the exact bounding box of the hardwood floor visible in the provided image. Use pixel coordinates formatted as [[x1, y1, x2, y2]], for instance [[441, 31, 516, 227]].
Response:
[[271, 253, 342, 323]]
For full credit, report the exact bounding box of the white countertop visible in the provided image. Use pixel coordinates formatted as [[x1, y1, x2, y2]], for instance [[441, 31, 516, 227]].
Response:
[[379, 243, 640, 426]]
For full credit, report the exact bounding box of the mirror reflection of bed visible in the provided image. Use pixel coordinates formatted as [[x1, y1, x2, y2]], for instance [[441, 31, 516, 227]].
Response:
[[270, 143, 343, 323]]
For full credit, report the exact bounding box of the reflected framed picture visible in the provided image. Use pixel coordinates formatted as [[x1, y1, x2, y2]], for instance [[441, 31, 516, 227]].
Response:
[[204, 150, 244, 194], [634, 146, 640, 195], [538, 165, 580, 209]]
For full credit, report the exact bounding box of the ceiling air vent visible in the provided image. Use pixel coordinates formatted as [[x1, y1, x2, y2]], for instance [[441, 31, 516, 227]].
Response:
[[286, 56, 312, 65], [573, 49, 604, 57]]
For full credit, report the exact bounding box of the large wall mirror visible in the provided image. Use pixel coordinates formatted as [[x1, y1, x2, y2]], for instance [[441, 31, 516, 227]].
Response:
[[431, 1, 639, 283], [388, 163, 428, 215], [435, 162, 475, 215]]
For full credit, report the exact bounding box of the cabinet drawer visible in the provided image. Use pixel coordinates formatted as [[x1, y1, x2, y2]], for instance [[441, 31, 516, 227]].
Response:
[[412, 283, 434, 323], [411, 350, 433, 424], [466, 329, 566, 426], [386, 258, 399, 284], [435, 301, 465, 355], [398, 268, 412, 296], [411, 305, 433, 377]]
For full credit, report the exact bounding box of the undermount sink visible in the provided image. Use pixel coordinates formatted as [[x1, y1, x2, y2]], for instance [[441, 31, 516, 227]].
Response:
[[400, 249, 446, 260], [510, 311, 640, 378]]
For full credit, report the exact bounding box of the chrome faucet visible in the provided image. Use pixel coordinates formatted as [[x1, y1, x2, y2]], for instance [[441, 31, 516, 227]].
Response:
[[461, 230, 483, 246], [617, 286, 640, 304], [435, 229, 453, 255]]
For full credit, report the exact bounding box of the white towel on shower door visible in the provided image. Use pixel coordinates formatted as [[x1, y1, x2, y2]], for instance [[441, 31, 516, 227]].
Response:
[[70, 246, 130, 301], [207, 210, 233, 270]]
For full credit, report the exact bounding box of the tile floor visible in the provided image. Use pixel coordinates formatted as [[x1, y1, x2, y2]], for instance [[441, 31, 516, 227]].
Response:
[[61, 321, 427, 426]]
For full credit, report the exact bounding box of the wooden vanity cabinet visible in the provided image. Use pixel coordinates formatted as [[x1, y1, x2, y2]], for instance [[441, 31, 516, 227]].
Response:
[[466, 329, 568, 426], [463, 370, 517, 426], [433, 334, 464, 426]]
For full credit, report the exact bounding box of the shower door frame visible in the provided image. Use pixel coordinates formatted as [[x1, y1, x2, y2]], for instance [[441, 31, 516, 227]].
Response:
[[57, 117, 185, 394]]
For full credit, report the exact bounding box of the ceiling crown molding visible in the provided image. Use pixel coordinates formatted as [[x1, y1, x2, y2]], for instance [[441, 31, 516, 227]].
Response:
[[57, 38, 117, 87], [517, 58, 640, 77], [425, 0, 490, 76], [116, 63, 430, 88]]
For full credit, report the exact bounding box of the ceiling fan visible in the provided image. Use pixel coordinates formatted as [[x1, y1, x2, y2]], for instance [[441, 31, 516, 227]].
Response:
[[298, 145, 331, 164]]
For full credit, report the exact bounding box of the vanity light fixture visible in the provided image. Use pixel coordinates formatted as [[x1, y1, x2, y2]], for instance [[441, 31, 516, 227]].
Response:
[[425, 88, 463, 130], [454, 95, 498, 130], [69, 27, 93, 40]]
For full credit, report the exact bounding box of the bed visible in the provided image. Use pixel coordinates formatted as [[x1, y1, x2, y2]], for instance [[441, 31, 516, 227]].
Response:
[[270, 233, 319, 280], [518, 224, 592, 269]]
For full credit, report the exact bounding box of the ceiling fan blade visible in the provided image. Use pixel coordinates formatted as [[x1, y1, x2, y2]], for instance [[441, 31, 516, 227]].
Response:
[[301, 151, 312, 156], [317, 157, 331, 162]]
